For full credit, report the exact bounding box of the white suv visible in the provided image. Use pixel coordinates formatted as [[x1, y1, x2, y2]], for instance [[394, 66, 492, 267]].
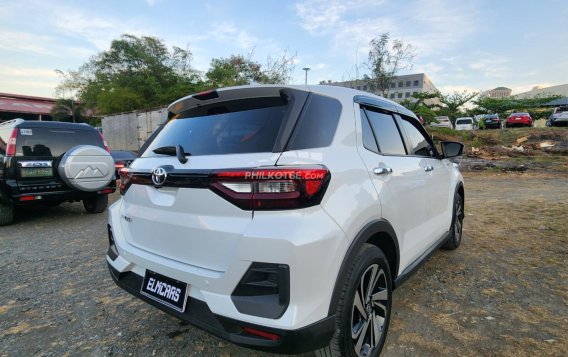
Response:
[[107, 85, 465, 356]]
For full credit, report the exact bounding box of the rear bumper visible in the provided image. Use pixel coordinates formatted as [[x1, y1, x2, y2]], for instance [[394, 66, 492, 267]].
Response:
[[549, 117, 568, 126], [484, 122, 501, 128], [0, 179, 115, 205], [108, 264, 335, 354]]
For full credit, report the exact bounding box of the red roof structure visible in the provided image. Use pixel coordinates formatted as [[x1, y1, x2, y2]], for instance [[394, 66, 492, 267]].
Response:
[[0, 93, 56, 115]]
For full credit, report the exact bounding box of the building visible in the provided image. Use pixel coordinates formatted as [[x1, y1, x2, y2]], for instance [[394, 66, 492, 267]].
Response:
[[324, 73, 439, 103], [480, 86, 512, 99], [514, 84, 568, 99], [0, 93, 56, 122]]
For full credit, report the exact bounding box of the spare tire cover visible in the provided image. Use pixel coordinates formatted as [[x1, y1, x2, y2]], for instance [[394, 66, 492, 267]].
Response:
[[58, 145, 114, 192]]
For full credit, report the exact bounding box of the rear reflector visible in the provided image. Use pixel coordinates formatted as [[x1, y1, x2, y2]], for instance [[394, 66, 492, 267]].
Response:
[[19, 195, 41, 201], [242, 327, 281, 341]]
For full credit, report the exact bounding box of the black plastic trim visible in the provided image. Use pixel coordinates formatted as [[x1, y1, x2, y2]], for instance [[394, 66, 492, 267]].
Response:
[[231, 263, 290, 319], [354, 95, 418, 120], [108, 265, 335, 354], [327, 219, 399, 316], [393, 231, 449, 289]]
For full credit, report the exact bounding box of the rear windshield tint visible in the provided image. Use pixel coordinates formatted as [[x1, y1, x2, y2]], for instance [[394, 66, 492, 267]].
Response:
[[143, 97, 288, 156], [15, 127, 103, 157], [456, 119, 472, 124]]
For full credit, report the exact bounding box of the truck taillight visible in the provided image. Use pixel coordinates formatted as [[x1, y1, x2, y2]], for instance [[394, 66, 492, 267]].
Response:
[[6, 129, 18, 157], [99, 132, 111, 153], [209, 166, 331, 210]]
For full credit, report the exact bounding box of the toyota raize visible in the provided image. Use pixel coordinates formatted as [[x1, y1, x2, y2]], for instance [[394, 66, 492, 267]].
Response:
[[107, 85, 465, 356]]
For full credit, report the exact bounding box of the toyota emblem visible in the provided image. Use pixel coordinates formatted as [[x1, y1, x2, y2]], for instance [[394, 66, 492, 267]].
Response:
[[152, 167, 167, 186]]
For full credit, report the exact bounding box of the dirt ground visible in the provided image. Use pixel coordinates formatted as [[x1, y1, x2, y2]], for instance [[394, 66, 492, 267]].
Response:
[[1, 170, 567, 356]]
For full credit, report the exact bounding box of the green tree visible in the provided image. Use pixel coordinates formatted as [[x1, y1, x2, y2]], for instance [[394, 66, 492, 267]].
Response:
[[436, 90, 479, 123], [56, 34, 203, 115], [399, 92, 440, 124], [366, 33, 415, 97], [205, 51, 295, 88], [50, 99, 86, 123], [473, 94, 561, 119]]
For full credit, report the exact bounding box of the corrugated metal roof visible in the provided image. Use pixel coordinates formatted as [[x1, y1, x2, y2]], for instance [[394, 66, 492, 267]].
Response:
[[0, 96, 55, 115]]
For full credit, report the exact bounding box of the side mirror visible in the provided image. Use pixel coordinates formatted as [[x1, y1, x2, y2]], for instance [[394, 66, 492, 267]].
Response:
[[441, 141, 464, 158]]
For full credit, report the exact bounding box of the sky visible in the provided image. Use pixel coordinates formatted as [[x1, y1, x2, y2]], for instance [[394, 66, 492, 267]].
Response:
[[1, 0, 567, 98]]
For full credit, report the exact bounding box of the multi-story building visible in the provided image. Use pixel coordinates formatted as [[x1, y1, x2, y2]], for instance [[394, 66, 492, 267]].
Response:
[[324, 73, 439, 104], [479, 87, 512, 99]]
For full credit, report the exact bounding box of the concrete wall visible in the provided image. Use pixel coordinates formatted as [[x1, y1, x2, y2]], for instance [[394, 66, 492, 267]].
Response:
[[101, 108, 167, 151]]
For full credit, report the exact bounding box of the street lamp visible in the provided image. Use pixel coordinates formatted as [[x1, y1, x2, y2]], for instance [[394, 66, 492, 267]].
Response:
[[302, 67, 311, 85]]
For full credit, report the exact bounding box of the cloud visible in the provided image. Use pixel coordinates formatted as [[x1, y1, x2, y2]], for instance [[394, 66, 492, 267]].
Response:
[[468, 53, 510, 79], [208, 23, 259, 50], [50, 7, 146, 51], [0, 31, 56, 56], [0, 66, 61, 96], [0, 66, 59, 79], [296, 0, 387, 33]]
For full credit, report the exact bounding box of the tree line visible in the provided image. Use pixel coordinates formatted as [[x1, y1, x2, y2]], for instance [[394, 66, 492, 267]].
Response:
[[52, 33, 560, 125], [53, 34, 295, 121]]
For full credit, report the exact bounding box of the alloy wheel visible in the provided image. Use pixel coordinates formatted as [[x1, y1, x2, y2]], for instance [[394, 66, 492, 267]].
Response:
[[350, 264, 389, 357]]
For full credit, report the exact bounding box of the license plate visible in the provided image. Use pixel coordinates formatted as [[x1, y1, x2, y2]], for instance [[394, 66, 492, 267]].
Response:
[[515, 117, 521, 120], [21, 167, 53, 178], [140, 270, 188, 312]]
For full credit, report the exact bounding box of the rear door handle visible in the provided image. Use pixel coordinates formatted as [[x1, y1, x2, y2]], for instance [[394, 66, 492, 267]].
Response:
[[424, 165, 434, 172], [373, 167, 393, 175]]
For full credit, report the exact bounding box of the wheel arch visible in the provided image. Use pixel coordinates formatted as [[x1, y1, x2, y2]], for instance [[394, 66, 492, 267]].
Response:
[[327, 219, 399, 316], [455, 181, 464, 205]]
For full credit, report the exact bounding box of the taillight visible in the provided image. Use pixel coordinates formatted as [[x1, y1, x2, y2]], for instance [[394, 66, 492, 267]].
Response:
[[118, 167, 132, 195], [99, 132, 111, 153], [6, 128, 18, 157], [209, 166, 330, 210]]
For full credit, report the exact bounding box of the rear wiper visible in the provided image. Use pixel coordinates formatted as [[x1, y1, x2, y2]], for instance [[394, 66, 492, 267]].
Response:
[[152, 145, 190, 164]]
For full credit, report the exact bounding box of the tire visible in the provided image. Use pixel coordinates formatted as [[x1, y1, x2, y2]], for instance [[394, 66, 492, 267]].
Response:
[[83, 194, 108, 214], [0, 202, 15, 226], [443, 194, 464, 250], [316, 245, 392, 357]]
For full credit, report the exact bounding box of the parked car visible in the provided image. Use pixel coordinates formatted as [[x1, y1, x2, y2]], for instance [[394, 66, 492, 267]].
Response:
[[482, 114, 501, 129], [455, 117, 475, 130], [107, 85, 465, 356], [546, 106, 568, 127], [110, 150, 137, 178], [0, 119, 116, 225], [506, 112, 533, 127], [430, 115, 453, 129]]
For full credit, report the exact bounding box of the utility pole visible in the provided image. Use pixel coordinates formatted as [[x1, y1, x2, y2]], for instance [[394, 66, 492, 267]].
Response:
[[302, 67, 311, 85]]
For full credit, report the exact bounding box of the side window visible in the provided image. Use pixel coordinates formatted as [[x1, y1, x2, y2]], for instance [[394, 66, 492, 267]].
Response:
[[363, 108, 406, 155], [359, 109, 378, 153], [288, 94, 342, 150], [400, 118, 435, 157]]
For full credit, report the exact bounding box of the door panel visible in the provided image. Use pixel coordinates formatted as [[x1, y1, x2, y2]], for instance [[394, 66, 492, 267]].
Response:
[[357, 107, 428, 272]]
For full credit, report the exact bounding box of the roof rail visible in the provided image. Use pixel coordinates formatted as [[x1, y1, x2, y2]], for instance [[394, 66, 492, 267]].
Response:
[[0, 118, 25, 127]]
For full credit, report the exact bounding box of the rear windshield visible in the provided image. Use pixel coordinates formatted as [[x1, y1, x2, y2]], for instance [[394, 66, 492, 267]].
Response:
[[456, 119, 473, 124], [15, 127, 103, 157], [144, 97, 288, 157], [486, 114, 499, 119], [111, 150, 137, 160]]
